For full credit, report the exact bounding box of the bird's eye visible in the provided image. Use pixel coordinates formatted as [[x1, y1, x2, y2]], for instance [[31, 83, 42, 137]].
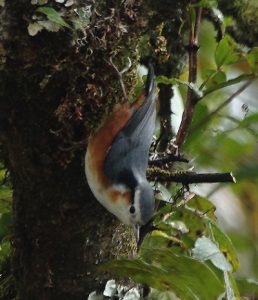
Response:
[[129, 205, 135, 214]]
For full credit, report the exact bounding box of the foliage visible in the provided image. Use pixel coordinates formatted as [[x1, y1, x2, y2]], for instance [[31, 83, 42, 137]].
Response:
[[36, 7, 71, 28], [101, 2, 258, 299], [102, 196, 239, 299], [1, 0, 258, 299]]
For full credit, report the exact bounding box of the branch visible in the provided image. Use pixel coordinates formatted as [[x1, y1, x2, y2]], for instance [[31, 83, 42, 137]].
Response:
[[147, 167, 236, 184], [175, 7, 202, 150], [190, 79, 254, 132]]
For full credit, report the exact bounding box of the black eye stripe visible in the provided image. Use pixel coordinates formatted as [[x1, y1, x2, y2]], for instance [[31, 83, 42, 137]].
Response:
[[130, 206, 135, 214]]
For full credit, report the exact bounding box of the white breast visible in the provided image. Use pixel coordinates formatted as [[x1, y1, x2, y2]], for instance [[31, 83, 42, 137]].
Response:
[[85, 149, 131, 225]]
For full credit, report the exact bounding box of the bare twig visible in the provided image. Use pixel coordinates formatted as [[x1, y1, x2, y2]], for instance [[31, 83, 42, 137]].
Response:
[[190, 79, 254, 133], [147, 167, 236, 184], [175, 7, 203, 150]]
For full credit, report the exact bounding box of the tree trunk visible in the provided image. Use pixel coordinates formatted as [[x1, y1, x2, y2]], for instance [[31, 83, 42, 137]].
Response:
[[4, 0, 253, 298], [0, 1, 139, 299]]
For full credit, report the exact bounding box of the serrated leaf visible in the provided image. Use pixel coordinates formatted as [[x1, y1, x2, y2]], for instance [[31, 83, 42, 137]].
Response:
[[246, 47, 258, 72], [192, 236, 232, 271], [215, 35, 241, 67], [102, 247, 224, 300], [36, 7, 70, 28]]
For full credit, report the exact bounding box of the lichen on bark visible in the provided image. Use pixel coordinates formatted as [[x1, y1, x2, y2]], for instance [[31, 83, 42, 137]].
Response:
[[1, 0, 256, 299]]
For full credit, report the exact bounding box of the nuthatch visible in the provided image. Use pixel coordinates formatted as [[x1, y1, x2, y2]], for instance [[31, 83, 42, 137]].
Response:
[[85, 65, 156, 240]]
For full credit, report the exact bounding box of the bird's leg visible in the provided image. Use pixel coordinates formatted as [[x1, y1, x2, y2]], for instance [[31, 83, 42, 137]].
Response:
[[107, 57, 132, 103]]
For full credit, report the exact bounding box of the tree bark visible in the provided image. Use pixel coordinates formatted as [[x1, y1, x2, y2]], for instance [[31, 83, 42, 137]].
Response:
[[0, 1, 139, 299], [1, 0, 253, 299]]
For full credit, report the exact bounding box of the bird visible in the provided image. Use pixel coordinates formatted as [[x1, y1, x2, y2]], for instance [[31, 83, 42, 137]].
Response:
[[85, 64, 157, 241]]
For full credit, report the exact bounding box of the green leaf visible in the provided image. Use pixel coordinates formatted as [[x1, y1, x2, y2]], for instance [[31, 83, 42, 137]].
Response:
[[36, 7, 70, 28], [224, 272, 240, 300], [158, 206, 208, 246], [200, 69, 226, 90], [215, 35, 241, 67], [184, 103, 209, 148], [149, 289, 178, 300], [206, 71, 227, 88], [155, 76, 203, 98], [155, 75, 177, 85], [201, 68, 216, 81], [102, 247, 224, 300], [236, 278, 258, 298], [189, 102, 209, 132], [192, 236, 232, 271], [151, 230, 185, 247], [246, 47, 258, 72], [239, 112, 258, 127], [187, 195, 216, 220], [203, 73, 254, 96], [208, 222, 239, 271]]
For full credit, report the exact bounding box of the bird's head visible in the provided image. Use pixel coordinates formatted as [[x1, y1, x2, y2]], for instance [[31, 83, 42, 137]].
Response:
[[127, 180, 155, 241]]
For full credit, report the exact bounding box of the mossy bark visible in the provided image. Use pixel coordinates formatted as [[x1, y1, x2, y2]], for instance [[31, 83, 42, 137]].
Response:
[[1, 0, 254, 299], [0, 1, 140, 299]]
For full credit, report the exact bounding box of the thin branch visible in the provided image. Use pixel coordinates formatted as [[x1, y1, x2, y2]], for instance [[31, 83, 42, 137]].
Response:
[[190, 79, 254, 133], [175, 7, 202, 150], [105, 57, 132, 103], [147, 167, 236, 184]]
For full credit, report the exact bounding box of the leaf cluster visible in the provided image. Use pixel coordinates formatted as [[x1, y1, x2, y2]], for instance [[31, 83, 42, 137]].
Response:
[[101, 2, 258, 299], [102, 195, 258, 299]]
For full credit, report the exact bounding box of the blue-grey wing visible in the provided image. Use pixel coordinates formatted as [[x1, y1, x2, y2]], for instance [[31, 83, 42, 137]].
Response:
[[104, 65, 156, 184]]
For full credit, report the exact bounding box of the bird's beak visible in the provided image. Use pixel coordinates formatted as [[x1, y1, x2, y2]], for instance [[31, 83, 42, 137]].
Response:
[[132, 224, 140, 243]]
